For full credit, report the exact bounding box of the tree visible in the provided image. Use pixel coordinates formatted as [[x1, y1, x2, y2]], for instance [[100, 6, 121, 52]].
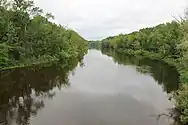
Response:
[[0, 0, 88, 69]]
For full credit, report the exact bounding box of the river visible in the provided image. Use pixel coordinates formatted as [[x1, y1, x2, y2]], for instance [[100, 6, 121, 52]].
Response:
[[0, 49, 179, 125]]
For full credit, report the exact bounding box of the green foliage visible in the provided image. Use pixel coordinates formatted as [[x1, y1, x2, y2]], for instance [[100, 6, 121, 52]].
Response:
[[101, 21, 184, 59], [171, 13, 188, 124], [0, 43, 10, 67], [173, 85, 188, 124], [0, 0, 88, 69]]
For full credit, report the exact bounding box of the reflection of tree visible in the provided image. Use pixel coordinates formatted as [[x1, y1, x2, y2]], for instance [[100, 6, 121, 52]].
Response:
[[79, 59, 85, 68], [0, 58, 81, 125], [6, 94, 44, 125], [102, 48, 180, 93]]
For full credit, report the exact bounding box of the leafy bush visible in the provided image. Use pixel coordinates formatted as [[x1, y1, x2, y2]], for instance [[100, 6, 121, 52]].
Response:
[[0, 44, 11, 67], [174, 84, 188, 124]]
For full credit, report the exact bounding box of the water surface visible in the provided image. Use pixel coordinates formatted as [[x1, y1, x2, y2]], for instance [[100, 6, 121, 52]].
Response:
[[0, 50, 179, 125]]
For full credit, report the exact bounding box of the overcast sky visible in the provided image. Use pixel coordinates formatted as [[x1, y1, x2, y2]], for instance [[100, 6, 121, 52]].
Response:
[[35, 0, 188, 40]]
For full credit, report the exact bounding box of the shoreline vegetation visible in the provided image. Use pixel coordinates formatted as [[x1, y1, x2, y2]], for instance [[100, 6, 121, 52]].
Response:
[[0, 0, 88, 70], [89, 11, 188, 124], [0, 59, 57, 71]]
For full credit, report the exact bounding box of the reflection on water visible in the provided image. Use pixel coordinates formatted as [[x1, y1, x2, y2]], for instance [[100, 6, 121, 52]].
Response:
[[0, 60, 79, 125], [0, 50, 179, 125], [101, 48, 180, 93]]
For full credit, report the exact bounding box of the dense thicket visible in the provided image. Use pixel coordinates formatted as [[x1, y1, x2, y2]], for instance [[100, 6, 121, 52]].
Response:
[[0, 0, 88, 69], [101, 21, 184, 59], [98, 11, 188, 124]]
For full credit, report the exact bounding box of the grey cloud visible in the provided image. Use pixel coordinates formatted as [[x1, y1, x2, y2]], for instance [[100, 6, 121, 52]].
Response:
[[35, 0, 188, 40]]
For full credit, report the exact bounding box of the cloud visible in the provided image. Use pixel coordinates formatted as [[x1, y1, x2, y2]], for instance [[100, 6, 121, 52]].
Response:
[[34, 0, 188, 40]]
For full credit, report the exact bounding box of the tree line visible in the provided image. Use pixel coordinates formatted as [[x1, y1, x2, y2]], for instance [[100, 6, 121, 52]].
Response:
[[101, 21, 184, 59], [88, 40, 101, 50], [0, 0, 88, 69]]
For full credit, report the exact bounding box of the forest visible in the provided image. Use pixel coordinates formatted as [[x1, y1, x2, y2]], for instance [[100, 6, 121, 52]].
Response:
[[90, 10, 188, 125], [0, 0, 88, 69], [101, 21, 184, 60]]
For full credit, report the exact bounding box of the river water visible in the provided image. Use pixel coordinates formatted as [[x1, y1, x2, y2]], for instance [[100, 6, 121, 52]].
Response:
[[0, 49, 179, 125]]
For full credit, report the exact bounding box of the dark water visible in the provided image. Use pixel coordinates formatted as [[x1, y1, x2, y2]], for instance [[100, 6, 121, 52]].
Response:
[[0, 49, 179, 125]]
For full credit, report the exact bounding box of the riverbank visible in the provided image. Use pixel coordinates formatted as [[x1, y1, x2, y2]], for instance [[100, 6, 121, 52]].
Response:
[[115, 49, 179, 66], [0, 53, 85, 71], [114, 49, 188, 82], [104, 48, 188, 125], [0, 59, 57, 71]]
